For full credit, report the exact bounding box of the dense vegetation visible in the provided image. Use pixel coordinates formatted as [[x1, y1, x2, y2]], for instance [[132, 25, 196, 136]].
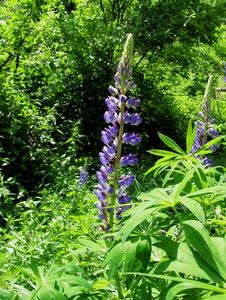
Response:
[[0, 0, 226, 299]]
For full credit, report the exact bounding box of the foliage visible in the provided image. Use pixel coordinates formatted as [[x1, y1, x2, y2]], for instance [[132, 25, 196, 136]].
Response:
[[0, 0, 226, 299]]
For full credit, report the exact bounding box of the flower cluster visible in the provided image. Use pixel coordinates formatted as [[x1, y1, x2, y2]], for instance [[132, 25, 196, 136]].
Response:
[[79, 169, 89, 188], [95, 34, 142, 228], [191, 75, 219, 166]]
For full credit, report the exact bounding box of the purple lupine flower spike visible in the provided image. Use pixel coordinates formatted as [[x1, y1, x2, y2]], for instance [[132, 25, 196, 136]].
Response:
[[95, 34, 142, 228], [191, 75, 219, 166]]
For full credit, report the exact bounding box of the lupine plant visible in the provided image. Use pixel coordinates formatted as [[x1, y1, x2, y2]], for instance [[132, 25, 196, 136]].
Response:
[[95, 33, 142, 229], [79, 169, 89, 188], [191, 75, 219, 166]]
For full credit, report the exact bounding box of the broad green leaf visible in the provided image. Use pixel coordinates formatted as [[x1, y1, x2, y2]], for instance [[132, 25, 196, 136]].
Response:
[[183, 220, 226, 282], [158, 133, 185, 155], [103, 242, 124, 279], [166, 282, 208, 300], [179, 197, 205, 223], [155, 238, 220, 282], [124, 237, 151, 277]]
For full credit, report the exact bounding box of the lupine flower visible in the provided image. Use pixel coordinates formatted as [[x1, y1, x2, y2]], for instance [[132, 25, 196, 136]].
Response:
[[95, 34, 142, 228], [79, 169, 89, 188], [191, 75, 219, 166]]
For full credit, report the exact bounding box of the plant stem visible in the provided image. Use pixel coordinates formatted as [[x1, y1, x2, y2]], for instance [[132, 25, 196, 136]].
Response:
[[109, 100, 125, 228], [115, 271, 125, 299]]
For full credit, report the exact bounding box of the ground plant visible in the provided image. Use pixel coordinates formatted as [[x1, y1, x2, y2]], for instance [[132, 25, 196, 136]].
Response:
[[0, 1, 226, 299]]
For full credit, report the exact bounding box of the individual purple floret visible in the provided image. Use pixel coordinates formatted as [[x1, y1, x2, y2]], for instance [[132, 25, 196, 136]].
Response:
[[95, 34, 142, 228], [120, 154, 139, 166], [123, 133, 141, 145]]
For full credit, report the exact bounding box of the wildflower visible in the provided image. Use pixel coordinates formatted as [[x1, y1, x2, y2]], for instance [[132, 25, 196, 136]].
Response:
[[95, 34, 142, 228], [79, 169, 89, 188], [191, 75, 219, 166]]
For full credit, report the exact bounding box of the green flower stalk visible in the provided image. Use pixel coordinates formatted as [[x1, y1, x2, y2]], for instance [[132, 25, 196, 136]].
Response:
[[95, 34, 142, 229]]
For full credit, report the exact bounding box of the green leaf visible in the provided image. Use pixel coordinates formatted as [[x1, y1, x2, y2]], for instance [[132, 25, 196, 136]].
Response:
[[124, 272, 226, 294], [183, 220, 226, 282], [158, 133, 185, 155], [148, 149, 178, 157], [155, 238, 219, 282], [118, 206, 161, 242], [0, 288, 16, 300], [103, 242, 124, 279], [186, 119, 196, 154], [124, 237, 151, 288], [179, 197, 205, 223], [203, 296, 226, 300], [193, 135, 225, 156], [78, 238, 106, 253]]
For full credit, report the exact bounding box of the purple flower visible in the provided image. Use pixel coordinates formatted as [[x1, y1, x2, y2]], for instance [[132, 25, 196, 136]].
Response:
[[123, 112, 142, 126], [97, 171, 108, 185], [119, 94, 127, 103], [108, 85, 118, 96], [191, 75, 220, 167], [118, 175, 135, 188], [118, 194, 131, 204], [123, 133, 141, 145], [99, 152, 110, 165], [127, 97, 140, 108], [120, 154, 139, 166], [100, 164, 114, 175], [104, 111, 118, 123], [209, 145, 218, 152], [105, 97, 118, 112], [203, 157, 214, 167], [103, 144, 116, 157], [125, 80, 136, 90], [95, 185, 107, 201], [79, 170, 89, 188], [101, 130, 112, 144], [208, 128, 219, 138], [95, 34, 140, 228]]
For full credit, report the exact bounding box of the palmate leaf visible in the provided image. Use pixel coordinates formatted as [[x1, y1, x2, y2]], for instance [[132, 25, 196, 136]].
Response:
[[118, 206, 160, 242], [158, 133, 185, 155]]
